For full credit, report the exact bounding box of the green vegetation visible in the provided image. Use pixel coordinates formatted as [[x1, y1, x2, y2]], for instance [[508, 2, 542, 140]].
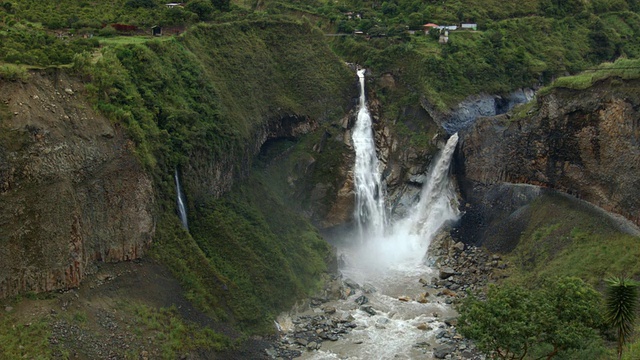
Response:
[[189, 177, 332, 330], [0, 0, 234, 66], [77, 19, 351, 169], [458, 277, 606, 360], [505, 193, 640, 287], [3, 0, 639, 106], [606, 277, 639, 359], [0, 63, 30, 81], [131, 304, 231, 357], [280, 0, 640, 107], [330, 9, 640, 108], [151, 173, 333, 332], [622, 329, 640, 360], [2, 0, 639, 348], [479, 190, 640, 358], [541, 58, 640, 93], [0, 313, 64, 359], [73, 18, 351, 332], [257, 124, 351, 217]]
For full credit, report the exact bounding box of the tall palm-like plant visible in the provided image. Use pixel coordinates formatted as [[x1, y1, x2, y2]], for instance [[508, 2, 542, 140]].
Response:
[[606, 277, 639, 360]]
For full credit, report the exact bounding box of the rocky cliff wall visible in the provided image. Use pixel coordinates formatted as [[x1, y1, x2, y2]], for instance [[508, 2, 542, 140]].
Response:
[[307, 72, 446, 228], [0, 71, 154, 298], [183, 113, 320, 205], [458, 78, 640, 228]]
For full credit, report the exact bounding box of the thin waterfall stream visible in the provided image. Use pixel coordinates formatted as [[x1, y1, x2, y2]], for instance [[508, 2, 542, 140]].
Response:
[[278, 70, 463, 359], [174, 168, 189, 230]]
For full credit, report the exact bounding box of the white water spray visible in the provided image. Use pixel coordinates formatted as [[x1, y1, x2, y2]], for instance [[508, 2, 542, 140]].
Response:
[[295, 70, 462, 360], [352, 69, 387, 240], [174, 168, 188, 230], [347, 132, 460, 274], [349, 69, 459, 271], [407, 132, 460, 242]]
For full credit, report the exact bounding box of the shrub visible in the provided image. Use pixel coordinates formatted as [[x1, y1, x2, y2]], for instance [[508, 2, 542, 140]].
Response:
[[0, 64, 30, 81], [458, 277, 605, 360]]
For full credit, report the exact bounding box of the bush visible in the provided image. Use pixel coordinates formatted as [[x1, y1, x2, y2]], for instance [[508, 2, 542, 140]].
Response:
[[98, 25, 118, 37], [0, 64, 30, 81], [458, 277, 605, 360]]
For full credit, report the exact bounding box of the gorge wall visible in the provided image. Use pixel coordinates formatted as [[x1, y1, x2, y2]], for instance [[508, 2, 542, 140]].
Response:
[[456, 78, 640, 247], [270, 70, 447, 230], [0, 20, 355, 312], [0, 71, 154, 298]]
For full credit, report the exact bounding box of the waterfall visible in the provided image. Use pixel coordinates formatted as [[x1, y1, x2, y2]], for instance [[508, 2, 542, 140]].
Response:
[[174, 168, 188, 230], [349, 68, 459, 269], [352, 69, 387, 240], [407, 132, 460, 241], [347, 132, 460, 272], [288, 71, 462, 360]]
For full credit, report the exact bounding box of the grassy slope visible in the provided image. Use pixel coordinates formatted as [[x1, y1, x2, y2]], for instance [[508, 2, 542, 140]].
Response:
[[504, 192, 640, 287], [182, 20, 352, 126], [541, 57, 640, 93]]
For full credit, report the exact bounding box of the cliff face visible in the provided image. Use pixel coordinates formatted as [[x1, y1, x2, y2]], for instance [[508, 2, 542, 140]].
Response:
[[0, 20, 354, 314], [458, 78, 640, 228], [278, 72, 446, 230], [0, 71, 154, 298]]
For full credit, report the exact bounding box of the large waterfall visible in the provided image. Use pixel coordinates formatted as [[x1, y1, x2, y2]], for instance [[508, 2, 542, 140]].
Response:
[[295, 70, 461, 360], [174, 168, 189, 230], [349, 69, 459, 271], [352, 69, 387, 240]]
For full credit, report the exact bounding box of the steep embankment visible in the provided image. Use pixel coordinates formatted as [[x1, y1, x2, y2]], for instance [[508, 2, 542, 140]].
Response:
[[456, 76, 640, 283], [0, 71, 154, 298], [0, 19, 355, 333], [459, 77, 640, 227]]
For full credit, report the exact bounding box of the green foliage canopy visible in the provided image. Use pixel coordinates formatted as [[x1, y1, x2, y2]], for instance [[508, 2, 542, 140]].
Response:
[[458, 277, 605, 360]]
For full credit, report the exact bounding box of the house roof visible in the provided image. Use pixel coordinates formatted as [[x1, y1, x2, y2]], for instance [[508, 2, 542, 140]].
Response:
[[423, 23, 439, 27]]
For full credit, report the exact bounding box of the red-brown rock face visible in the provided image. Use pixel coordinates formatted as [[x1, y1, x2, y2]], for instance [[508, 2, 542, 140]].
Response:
[[0, 72, 155, 298], [459, 78, 640, 226]]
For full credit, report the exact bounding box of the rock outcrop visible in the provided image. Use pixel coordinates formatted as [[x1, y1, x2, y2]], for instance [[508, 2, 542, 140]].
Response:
[[0, 71, 155, 298], [458, 78, 640, 227], [421, 88, 534, 134]]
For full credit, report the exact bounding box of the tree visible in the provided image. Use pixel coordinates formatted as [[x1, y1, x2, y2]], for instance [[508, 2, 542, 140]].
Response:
[[125, 0, 156, 9], [538, 0, 586, 18], [606, 277, 639, 360], [381, 2, 397, 15], [186, 0, 214, 21], [535, 277, 605, 359], [458, 284, 540, 359], [458, 277, 604, 360], [2, 2, 15, 13], [210, 0, 230, 12], [407, 12, 424, 30]]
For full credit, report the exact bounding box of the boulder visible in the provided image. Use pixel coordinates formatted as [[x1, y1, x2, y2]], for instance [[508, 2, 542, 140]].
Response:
[[452, 242, 465, 252], [360, 305, 376, 316], [354, 295, 369, 305], [433, 344, 455, 359], [439, 267, 456, 279]]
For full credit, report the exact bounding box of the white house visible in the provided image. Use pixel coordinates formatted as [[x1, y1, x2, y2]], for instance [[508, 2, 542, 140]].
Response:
[[165, 3, 184, 8]]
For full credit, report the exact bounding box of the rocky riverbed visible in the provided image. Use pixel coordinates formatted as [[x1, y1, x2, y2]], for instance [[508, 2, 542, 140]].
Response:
[[266, 231, 509, 360]]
